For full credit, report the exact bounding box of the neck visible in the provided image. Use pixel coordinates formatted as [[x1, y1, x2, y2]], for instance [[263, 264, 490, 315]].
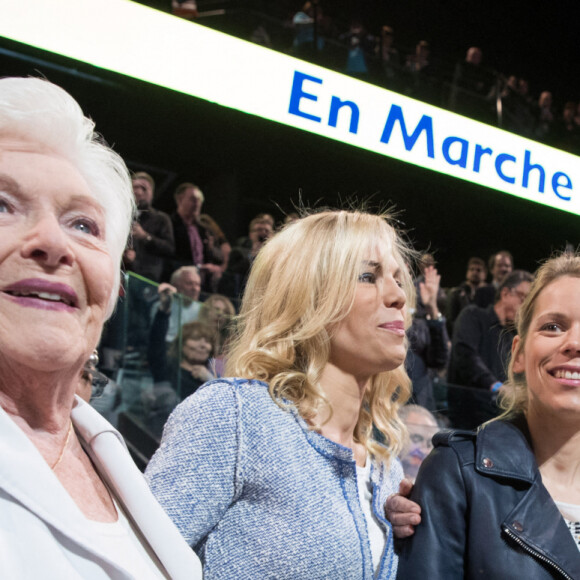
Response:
[[0, 364, 79, 432], [178, 209, 195, 225], [527, 404, 580, 500], [314, 362, 368, 458]]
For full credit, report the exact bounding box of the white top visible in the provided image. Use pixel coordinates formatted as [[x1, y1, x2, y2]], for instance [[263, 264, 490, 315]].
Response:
[[555, 501, 580, 552], [0, 397, 203, 580], [356, 461, 386, 571], [86, 501, 166, 579]]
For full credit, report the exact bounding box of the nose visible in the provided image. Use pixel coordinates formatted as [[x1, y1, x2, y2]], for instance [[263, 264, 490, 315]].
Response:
[[383, 276, 406, 310], [21, 214, 74, 268], [563, 324, 580, 355]]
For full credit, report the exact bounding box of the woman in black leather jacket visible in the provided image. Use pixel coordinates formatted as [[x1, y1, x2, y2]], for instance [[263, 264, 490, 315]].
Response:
[[396, 253, 580, 579]]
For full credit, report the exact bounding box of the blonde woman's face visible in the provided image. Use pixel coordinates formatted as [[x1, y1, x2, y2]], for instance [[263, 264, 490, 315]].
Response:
[[328, 247, 407, 380], [512, 276, 580, 417]]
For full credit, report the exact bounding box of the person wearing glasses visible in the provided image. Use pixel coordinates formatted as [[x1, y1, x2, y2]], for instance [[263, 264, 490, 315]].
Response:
[[447, 269, 533, 428]]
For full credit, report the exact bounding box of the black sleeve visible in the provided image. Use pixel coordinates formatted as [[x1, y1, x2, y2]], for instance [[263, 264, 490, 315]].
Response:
[[425, 319, 450, 369], [396, 444, 468, 579], [145, 212, 175, 257], [449, 307, 496, 389]]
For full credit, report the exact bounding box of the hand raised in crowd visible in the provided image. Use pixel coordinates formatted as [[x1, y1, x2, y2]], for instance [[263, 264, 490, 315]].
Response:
[[385, 479, 421, 538], [419, 265, 441, 317], [158, 283, 177, 313]]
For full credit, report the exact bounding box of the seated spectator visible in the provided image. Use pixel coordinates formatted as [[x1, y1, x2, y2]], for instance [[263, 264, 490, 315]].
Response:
[[447, 270, 533, 428], [123, 171, 174, 283], [446, 256, 487, 336], [398, 405, 439, 483], [198, 294, 236, 357], [474, 249, 513, 307], [147, 311, 215, 435], [406, 265, 449, 410], [148, 318, 214, 399], [153, 267, 203, 344]]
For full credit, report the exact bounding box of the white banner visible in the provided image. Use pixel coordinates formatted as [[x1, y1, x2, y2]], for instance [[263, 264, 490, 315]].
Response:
[[1, 0, 578, 216]]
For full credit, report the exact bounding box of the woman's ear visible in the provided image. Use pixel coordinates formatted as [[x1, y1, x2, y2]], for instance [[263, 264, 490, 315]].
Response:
[[511, 335, 525, 374]]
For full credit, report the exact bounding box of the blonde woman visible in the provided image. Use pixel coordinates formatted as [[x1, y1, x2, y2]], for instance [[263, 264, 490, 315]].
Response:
[[397, 253, 580, 579], [146, 210, 415, 579]]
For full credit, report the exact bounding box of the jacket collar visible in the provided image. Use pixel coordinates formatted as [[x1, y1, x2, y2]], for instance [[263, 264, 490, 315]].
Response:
[[474, 416, 536, 483]]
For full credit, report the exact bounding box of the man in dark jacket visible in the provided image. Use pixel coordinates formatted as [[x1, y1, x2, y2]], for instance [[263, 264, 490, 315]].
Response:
[[123, 172, 174, 283], [447, 270, 532, 427]]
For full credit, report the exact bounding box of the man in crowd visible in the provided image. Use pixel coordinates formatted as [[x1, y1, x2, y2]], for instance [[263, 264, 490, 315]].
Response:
[[169, 183, 224, 291], [218, 215, 274, 299], [447, 270, 533, 427], [154, 266, 203, 344], [446, 257, 487, 336], [123, 172, 175, 283], [474, 250, 513, 307]]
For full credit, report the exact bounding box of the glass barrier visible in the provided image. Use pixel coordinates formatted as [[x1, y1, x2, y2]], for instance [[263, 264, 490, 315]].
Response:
[[94, 271, 504, 469]]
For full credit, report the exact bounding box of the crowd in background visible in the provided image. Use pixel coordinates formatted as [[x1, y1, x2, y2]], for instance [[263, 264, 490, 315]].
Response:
[[109, 168, 544, 471], [170, 0, 580, 154]]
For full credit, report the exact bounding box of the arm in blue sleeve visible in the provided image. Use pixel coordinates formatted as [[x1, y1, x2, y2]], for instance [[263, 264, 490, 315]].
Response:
[[144, 380, 242, 549]]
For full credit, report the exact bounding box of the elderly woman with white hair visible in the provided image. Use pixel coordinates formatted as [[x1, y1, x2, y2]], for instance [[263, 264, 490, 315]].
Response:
[[146, 209, 415, 579], [0, 77, 201, 579]]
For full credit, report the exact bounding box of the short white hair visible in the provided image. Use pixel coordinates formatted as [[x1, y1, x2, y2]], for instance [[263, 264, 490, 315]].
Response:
[[0, 77, 135, 314]]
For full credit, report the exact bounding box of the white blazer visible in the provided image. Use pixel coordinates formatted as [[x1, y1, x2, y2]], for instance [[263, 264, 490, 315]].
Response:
[[0, 397, 203, 579]]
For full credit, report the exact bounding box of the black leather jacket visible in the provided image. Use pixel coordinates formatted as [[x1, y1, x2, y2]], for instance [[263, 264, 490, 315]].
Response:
[[396, 417, 580, 579]]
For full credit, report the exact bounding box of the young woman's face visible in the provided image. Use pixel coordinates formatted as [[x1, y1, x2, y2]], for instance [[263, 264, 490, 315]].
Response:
[[329, 247, 407, 381], [512, 276, 580, 417]]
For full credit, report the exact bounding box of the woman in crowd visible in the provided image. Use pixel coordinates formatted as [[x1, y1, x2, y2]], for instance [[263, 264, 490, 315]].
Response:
[[198, 292, 236, 356], [397, 253, 580, 578], [0, 77, 201, 578], [146, 209, 415, 579], [149, 283, 215, 400]]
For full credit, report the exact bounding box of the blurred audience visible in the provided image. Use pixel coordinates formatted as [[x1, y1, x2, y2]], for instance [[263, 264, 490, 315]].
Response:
[[446, 257, 487, 336], [447, 270, 533, 428], [123, 172, 174, 283]]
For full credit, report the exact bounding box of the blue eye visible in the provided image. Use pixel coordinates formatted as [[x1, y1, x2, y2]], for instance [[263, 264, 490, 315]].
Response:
[[73, 218, 99, 236], [0, 197, 12, 213], [358, 272, 376, 284]]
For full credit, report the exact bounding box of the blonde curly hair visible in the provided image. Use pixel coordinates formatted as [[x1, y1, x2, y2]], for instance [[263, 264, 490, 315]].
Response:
[[226, 209, 416, 463]]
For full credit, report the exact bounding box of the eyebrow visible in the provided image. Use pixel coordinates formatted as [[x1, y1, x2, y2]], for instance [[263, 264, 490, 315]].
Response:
[[362, 260, 381, 270], [0, 173, 23, 194]]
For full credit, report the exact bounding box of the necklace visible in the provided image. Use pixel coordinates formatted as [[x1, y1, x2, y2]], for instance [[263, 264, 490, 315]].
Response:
[[51, 421, 74, 471]]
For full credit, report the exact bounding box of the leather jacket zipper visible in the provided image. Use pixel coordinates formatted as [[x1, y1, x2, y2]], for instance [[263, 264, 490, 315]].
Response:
[[502, 525, 572, 580]]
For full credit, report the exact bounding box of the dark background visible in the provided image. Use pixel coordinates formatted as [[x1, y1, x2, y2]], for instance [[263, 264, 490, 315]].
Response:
[[0, 1, 579, 286]]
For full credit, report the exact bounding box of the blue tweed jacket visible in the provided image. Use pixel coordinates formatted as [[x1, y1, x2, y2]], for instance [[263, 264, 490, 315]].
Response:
[[145, 378, 402, 579]]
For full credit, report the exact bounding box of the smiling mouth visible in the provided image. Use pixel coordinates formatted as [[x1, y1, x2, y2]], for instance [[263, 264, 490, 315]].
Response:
[[552, 369, 580, 380], [4, 290, 77, 307]]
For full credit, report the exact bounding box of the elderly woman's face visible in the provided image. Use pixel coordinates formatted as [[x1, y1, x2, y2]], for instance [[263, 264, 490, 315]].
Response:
[[0, 139, 114, 369], [512, 276, 580, 417]]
